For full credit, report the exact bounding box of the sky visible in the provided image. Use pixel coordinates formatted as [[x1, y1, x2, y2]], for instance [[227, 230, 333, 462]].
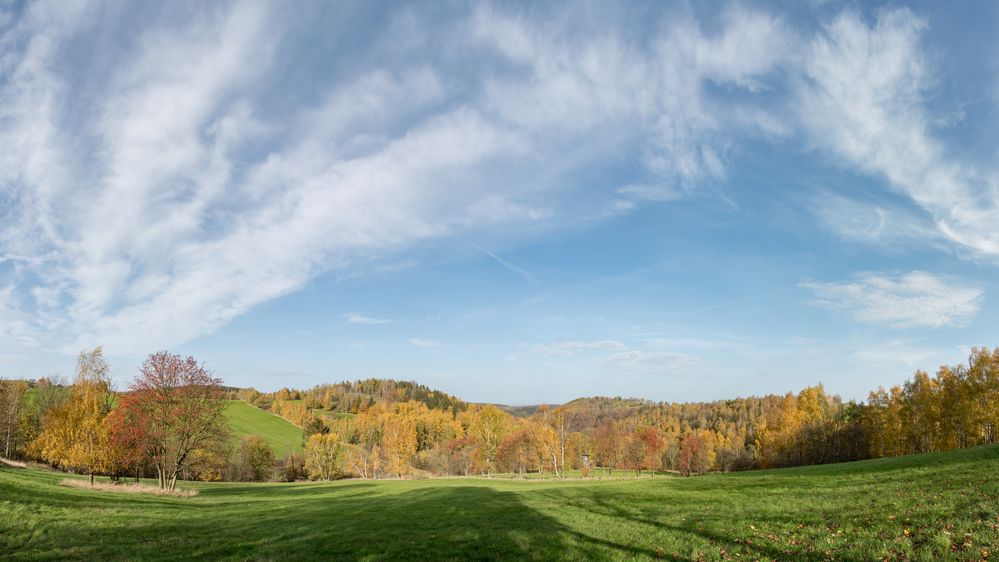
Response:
[[1, 1, 998, 404]]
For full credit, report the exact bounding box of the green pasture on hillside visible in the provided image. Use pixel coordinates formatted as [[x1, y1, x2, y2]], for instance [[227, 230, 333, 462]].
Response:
[[2, 445, 998, 560], [223, 400, 303, 457]]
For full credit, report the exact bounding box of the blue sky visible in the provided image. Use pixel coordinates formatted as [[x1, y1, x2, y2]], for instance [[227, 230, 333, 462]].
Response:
[[1, 1, 998, 404]]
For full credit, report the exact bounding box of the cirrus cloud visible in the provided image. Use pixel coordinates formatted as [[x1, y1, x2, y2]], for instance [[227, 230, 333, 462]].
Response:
[[408, 337, 442, 349], [801, 271, 983, 328], [530, 339, 627, 357], [0, 1, 794, 356], [343, 313, 392, 326], [601, 350, 696, 374], [796, 8, 999, 256]]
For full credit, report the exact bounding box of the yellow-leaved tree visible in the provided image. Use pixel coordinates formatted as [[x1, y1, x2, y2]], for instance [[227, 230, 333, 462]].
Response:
[[304, 432, 344, 481], [380, 413, 417, 477], [30, 347, 116, 483], [462, 405, 511, 474]]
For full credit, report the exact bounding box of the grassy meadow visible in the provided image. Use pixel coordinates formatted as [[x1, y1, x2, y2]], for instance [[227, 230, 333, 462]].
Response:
[[223, 400, 304, 457], [3, 445, 998, 560]]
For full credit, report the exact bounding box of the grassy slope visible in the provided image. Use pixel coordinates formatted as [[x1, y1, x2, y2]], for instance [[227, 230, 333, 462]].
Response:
[[223, 400, 303, 457], [2, 446, 999, 561]]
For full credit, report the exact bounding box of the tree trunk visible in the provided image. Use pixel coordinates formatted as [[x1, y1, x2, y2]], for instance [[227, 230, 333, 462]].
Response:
[[90, 470, 94, 485], [4, 412, 12, 458]]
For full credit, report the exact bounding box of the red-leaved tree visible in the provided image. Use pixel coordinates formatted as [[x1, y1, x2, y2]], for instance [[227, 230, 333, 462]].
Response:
[[638, 426, 666, 474], [106, 391, 152, 481], [678, 432, 711, 476], [119, 352, 229, 490]]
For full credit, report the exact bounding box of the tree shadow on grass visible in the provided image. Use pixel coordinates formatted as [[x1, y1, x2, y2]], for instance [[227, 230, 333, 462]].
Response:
[[568, 487, 835, 562], [226, 484, 676, 561], [7, 481, 683, 561]]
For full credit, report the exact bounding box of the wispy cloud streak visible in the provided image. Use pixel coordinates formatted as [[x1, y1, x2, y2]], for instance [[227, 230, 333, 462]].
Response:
[[801, 271, 982, 329]]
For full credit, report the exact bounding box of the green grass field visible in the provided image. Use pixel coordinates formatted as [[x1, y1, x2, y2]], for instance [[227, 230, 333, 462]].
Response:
[[2, 445, 998, 560], [223, 400, 303, 457]]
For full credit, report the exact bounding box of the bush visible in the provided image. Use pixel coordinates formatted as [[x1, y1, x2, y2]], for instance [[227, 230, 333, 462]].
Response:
[[281, 452, 306, 482], [229, 436, 275, 482]]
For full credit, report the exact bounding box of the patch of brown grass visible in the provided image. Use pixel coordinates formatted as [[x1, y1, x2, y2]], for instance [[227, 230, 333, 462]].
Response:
[[0, 457, 28, 468], [60, 478, 198, 497]]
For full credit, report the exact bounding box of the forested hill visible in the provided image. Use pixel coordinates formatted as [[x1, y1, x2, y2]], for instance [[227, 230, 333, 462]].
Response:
[[228, 378, 468, 426], [229, 346, 999, 476]]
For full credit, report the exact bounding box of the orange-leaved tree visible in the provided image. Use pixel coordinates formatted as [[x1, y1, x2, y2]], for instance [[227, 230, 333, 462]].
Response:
[[677, 431, 711, 476]]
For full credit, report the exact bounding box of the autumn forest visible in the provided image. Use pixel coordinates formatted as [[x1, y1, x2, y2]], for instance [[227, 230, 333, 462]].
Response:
[[2, 347, 998, 485]]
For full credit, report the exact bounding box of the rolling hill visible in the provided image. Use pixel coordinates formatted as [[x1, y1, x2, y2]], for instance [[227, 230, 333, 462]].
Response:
[[2, 444, 997, 560], [223, 400, 303, 457]]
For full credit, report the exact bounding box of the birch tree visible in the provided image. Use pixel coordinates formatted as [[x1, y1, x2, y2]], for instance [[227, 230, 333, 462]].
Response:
[[30, 348, 115, 483], [0, 380, 28, 458]]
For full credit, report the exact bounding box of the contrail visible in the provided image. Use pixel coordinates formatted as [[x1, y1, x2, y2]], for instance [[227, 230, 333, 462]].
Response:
[[470, 243, 541, 287]]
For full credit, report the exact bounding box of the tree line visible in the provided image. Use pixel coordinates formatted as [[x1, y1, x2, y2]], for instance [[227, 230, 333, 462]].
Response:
[[1, 349, 234, 490], [242, 347, 999, 479], [1, 346, 997, 484]]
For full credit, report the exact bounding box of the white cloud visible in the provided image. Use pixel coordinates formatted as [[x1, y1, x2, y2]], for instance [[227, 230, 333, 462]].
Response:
[[583, 340, 629, 351], [408, 337, 441, 349], [0, 285, 40, 350], [644, 337, 724, 349], [343, 313, 392, 326], [801, 271, 983, 328], [616, 183, 683, 202], [530, 339, 627, 357], [853, 340, 946, 369], [530, 345, 572, 358], [796, 8, 999, 256], [601, 350, 696, 374], [809, 190, 943, 248], [471, 4, 791, 192], [12, 3, 992, 361], [0, 3, 800, 355]]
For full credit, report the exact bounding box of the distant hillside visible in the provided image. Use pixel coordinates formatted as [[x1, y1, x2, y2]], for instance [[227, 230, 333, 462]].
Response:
[[490, 404, 544, 418], [484, 397, 652, 420], [233, 378, 468, 421], [223, 400, 303, 457], [562, 396, 653, 422]]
